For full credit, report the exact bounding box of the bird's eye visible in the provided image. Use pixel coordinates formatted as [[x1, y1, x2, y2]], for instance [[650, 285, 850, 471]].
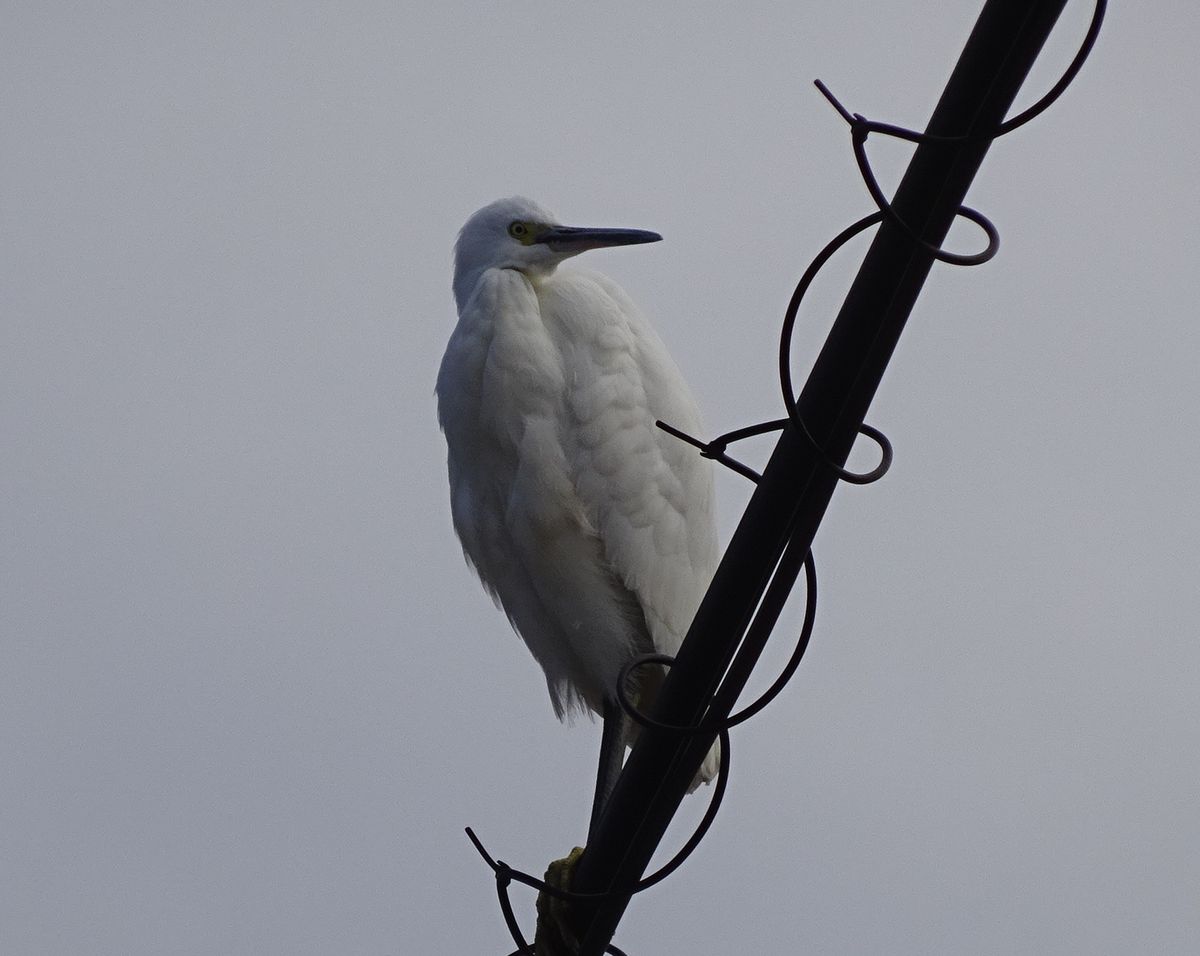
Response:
[[508, 221, 529, 239]]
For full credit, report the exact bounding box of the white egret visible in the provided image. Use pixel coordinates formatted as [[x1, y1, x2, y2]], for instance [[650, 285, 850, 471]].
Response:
[[436, 197, 718, 834]]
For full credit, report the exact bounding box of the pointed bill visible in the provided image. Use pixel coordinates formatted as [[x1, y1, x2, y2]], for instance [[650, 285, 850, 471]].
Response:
[[537, 225, 662, 253]]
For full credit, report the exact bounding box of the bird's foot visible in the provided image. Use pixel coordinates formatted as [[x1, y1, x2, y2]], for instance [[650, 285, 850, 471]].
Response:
[[534, 845, 585, 955]]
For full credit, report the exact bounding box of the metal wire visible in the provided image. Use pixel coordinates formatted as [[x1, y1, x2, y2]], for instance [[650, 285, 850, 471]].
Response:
[[465, 2, 1105, 951]]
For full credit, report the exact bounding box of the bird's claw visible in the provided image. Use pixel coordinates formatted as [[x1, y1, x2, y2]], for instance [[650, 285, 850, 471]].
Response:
[[534, 846, 585, 955]]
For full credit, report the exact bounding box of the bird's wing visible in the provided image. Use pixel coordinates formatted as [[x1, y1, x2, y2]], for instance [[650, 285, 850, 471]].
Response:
[[542, 270, 718, 661], [568, 274, 724, 782], [438, 267, 649, 716]]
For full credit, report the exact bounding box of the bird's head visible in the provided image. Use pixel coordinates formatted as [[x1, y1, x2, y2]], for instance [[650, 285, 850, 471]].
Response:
[[453, 196, 662, 310]]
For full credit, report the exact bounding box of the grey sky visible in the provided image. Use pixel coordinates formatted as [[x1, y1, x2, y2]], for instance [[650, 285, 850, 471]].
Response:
[[3, 2, 1197, 953]]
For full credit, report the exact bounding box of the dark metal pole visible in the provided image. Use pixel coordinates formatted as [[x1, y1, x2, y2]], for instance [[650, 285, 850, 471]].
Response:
[[569, 2, 1070, 953]]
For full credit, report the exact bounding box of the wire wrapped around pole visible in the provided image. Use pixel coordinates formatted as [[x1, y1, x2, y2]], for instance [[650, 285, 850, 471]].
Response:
[[464, 3, 1107, 952]]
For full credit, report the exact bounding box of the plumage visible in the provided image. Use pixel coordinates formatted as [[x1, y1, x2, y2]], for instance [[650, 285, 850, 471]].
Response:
[[436, 197, 719, 792]]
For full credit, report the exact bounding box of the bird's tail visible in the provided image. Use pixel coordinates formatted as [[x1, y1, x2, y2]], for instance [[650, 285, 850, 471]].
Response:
[[688, 738, 721, 792]]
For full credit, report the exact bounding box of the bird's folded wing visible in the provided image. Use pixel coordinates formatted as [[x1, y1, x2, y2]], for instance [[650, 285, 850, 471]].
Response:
[[549, 271, 718, 660]]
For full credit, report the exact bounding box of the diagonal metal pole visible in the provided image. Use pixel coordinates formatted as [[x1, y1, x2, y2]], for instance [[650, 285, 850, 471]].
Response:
[[569, 1, 1071, 953]]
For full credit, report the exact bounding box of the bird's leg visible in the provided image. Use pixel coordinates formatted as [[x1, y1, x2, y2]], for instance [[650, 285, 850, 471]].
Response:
[[588, 699, 626, 843], [534, 705, 624, 952]]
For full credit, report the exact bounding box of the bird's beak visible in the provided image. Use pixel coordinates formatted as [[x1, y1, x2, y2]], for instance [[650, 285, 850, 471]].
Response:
[[537, 225, 663, 253]]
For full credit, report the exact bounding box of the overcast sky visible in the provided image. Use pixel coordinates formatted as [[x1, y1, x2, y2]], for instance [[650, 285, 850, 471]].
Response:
[[3, 2, 1198, 954]]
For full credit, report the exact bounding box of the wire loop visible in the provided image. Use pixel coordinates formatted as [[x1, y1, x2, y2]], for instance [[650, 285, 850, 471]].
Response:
[[813, 0, 1105, 264], [774, 211, 896, 484]]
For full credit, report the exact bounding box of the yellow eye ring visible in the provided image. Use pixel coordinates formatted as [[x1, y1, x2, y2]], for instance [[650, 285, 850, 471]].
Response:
[[508, 221, 529, 240]]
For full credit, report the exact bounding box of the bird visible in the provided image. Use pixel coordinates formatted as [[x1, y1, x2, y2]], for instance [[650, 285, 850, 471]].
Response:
[[436, 197, 718, 837]]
